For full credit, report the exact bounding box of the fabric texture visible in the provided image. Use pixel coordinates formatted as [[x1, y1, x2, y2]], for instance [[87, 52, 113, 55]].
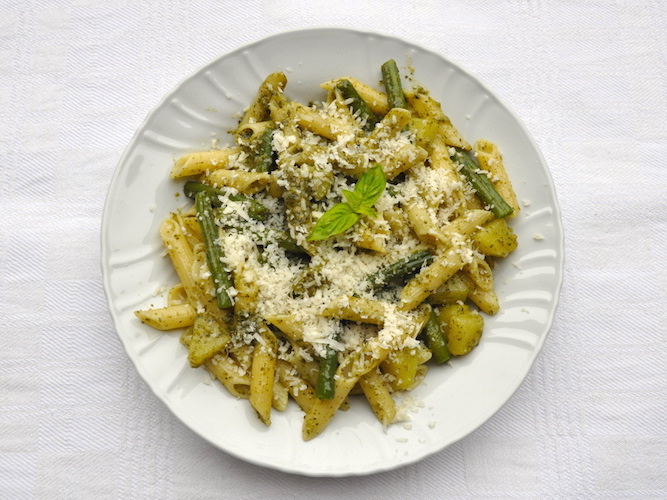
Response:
[[0, 1, 665, 498]]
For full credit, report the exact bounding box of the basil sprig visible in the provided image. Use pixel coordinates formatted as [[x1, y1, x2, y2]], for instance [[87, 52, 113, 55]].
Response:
[[307, 165, 386, 241]]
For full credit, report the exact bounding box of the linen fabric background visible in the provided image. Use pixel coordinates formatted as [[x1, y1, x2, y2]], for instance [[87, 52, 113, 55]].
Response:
[[1, 1, 665, 498]]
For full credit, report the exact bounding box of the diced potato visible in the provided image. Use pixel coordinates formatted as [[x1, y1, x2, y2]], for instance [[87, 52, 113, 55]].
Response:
[[437, 303, 484, 356], [427, 273, 470, 305], [181, 313, 231, 367], [381, 344, 432, 391], [472, 218, 518, 258]]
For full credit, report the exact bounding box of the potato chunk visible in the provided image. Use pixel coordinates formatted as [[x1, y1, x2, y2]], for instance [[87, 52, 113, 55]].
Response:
[[181, 313, 231, 367], [438, 303, 484, 356], [381, 344, 431, 391], [472, 218, 518, 258]]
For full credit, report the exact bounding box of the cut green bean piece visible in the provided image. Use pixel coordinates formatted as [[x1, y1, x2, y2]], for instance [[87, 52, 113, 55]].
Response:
[[381, 59, 407, 109], [335, 79, 379, 132], [195, 191, 234, 309], [368, 250, 434, 289], [422, 310, 450, 364], [254, 126, 275, 173], [450, 148, 514, 218], [315, 346, 337, 400], [184, 181, 269, 221]]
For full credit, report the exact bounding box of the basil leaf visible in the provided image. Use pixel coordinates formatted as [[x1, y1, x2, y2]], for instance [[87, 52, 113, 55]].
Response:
[[306, 203, 360, 241], [342, 189, 363, 210], [354, 205, 377, 218], [354, 165, 386, 209]]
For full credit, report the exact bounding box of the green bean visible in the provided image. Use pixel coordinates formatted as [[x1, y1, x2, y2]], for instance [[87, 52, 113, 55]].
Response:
[[253, 126, 275, 173], [381, 59, 407, 109], [184, 181, 269, 221], [368, 250, 434, 289], [335, 79, 379, 132], [422, 310, 450, 364], [450, 148, 513, 218], [315, 346, 337, 400], [195, 191, 234, 309]]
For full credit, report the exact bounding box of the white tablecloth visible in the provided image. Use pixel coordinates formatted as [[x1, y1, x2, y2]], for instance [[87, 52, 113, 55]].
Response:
[[1, 1, 665, 498]]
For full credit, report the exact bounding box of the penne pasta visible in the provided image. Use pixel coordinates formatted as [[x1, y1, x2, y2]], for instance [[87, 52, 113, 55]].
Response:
[[134, 304, 196, 331], [171, 148, 241, 179]]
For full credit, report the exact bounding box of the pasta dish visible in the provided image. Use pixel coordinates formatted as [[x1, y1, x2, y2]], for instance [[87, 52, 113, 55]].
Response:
[[135, 59, 519, 440]]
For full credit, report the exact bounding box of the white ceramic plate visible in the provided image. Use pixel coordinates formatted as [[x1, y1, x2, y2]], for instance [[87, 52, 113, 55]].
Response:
[[101, 28, 564, 476]]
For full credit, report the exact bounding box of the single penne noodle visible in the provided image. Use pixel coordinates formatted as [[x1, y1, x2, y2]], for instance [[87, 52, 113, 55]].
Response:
[[268, 91, 291, 122], [400, 248, 468, 310], [235, 120, 273, 143], [405, 199, 445, 245], [461, 273, 500, 315], [321, 77, 390, 115], [302, 370, 359, 441], [249, 325, 278, 425], [263, 314, 313, 352], [264, 314, 304, 342], [200, 169, 271, 194], [474, 139, 520, 217], [160, 217, 210, 312], [134, 303, 196, 330], [239, 72, 287, 127], [358, 368, 396, 426], [206, 353, 251, 399], [463, 256, 494, 292], [383, 144, 428, 180], [439, 209, 495, 244], [428, 137, 468, 211], [292, 102, 354, 141], [320, 296, 386, 325], [167, 283, 188, 306], [170, 147, 241, 179]]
